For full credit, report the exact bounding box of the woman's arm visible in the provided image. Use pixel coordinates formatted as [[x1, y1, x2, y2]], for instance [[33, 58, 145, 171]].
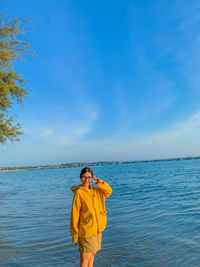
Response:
[[70, 191, 81, 243], [93, 176, 112, 198]]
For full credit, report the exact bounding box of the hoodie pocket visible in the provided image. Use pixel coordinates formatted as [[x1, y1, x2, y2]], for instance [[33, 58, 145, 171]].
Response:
[[81, 212, 93, 224]]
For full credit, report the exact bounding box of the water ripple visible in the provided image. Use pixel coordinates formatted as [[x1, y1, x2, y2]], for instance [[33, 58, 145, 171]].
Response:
[[1, 160, 200, 266]]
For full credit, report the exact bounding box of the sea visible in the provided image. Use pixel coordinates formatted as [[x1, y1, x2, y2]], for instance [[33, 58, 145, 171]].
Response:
[[0, 159, 200, 267]]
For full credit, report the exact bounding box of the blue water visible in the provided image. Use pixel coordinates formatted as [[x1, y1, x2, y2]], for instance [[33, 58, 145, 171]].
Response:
[[0, 160, 200, 266]]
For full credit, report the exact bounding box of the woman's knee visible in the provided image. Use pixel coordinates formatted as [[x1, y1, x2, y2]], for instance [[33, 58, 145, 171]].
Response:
[[80, 252, 92, 262]]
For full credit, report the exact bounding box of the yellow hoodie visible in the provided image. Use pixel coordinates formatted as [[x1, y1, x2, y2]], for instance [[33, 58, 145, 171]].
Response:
[[70, 179, 112, 243]]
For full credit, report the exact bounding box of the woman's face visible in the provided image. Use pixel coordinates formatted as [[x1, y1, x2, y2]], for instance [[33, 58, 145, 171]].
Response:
[[80, 171, 93, 188]]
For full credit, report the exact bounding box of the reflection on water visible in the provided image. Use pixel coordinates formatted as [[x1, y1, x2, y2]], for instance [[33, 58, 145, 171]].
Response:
[[0, 160, 200, 266]]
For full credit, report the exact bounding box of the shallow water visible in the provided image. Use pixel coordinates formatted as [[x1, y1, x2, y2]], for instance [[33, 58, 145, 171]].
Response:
[[0, 160, 200, 266]]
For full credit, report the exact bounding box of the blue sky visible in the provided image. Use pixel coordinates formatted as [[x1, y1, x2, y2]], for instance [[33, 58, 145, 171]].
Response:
[[1, 0, 200, 166]]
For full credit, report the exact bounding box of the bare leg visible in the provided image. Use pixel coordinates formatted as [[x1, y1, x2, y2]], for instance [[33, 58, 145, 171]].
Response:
[[88, 252, 96, 267], [80, 252, 92, 267]]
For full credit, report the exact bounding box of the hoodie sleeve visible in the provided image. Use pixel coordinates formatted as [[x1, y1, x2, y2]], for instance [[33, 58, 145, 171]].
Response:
[[97, 179, 112, 198], [70, 191, 81, 243]]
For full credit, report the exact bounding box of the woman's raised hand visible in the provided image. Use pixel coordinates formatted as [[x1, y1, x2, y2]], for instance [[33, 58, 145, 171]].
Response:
[[92, 176, 100, 184]]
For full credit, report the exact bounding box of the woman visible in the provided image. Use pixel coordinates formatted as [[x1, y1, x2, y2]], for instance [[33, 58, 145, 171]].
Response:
[[70, 167, 112, 267]]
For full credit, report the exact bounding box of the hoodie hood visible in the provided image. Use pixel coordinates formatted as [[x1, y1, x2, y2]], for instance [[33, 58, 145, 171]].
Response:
[[71, 185, 82, 193]]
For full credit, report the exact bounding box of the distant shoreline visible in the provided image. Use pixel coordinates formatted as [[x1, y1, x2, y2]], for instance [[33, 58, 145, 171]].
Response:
[[0, 156, 200, 173], [0, 169, 27, 173]]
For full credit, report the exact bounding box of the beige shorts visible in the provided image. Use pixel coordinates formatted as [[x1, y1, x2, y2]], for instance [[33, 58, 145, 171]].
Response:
[[78, 232, 102, 253]]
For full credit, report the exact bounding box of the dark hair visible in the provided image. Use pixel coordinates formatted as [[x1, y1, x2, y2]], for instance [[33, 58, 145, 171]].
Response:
[[80, 167, 93, 178]]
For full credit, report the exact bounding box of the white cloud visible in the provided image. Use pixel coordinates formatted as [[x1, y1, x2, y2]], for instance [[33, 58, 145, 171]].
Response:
[[68, 109, 200, 161], [1, 109, 200, 166], [40, 129, 54, 137], [174, 1, 200, 91], [117, 109, 200, 159], [23, 126, 54, 137], [39, 107, 99, 146]]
